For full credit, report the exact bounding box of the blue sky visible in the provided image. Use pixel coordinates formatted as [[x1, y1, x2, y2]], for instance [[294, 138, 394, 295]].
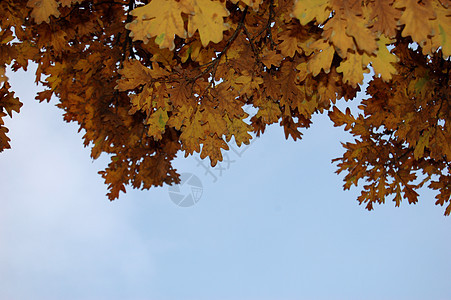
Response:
[[1, 67, 450, 300]]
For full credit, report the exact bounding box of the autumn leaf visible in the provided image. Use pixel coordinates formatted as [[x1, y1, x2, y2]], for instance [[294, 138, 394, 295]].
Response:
[[180, 110, 204, 156], [322, 15, 355, 58], [414, 129, 431, 159], [116, 60, 153, 91], [395, 0, 436, 46], [280, 116, 302, 141], [2, 0, 450, 214], [336, 51, 369, 87], [328, 106, 355, 131], [277, 32, 302, 57], [59, 0, 82, 7], [230, 0, 263, 11], [307, 39, 335, 76], [146, 108, 169, 140], [234, 72, 264, 96], [0, 82, 22, 117], [127, 0, 190, 50], [27, 0, 60, 24], [345, 14, 378, 55], [363, 36, 398, 81], [423, 1, 451, 57], [369, 0, 401, 38], [292, 0, 331, 25], [0, 113, 11, 152], [200, 134, 229, 166], [0, 66, 7, 84], [224, 113, 253, 147], [187, 0, 230, 47], [202, 105, 228, 137], [261, 49, 284, 68], [254, 99, 281, 124]]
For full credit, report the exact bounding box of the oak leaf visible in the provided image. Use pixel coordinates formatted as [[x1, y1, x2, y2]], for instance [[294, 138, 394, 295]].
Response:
[[224, 113, 253, 147], [261, 49, 284, 68], [0, 82, 22, 117], [200, 134, 229, 166], [395, 0, 436, 46], [307, 39, 335, 76], [146, 108, 169, 140], [187, 0, 230, 47], [127, 0, 190, 50], [322, 15, 355, 58], [180, 110, 204, 156], [345, 14, 378, 55], [369, 0, 401, 38], [422, 1, 451, 57], [254, 100, 281, 124], [363, 36, 398, 81], [27, 0, 60, 24], [336, 51, 369, 87], [0, 66, 7, 84], [292, 0, 331, 25]]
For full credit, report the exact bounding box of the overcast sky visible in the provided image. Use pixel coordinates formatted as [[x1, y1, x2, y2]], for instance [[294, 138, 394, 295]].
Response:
[[1, 66, 450, 300]]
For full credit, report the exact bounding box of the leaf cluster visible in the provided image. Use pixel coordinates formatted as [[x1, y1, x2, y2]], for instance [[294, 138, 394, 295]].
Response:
[[0, 0, 450, 214]]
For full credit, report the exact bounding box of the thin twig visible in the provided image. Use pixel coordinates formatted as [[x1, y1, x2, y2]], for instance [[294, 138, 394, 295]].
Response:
[[190, 6, 249, 87]]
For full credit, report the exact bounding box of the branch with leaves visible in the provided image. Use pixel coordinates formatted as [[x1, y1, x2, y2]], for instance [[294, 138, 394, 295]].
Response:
[[1, 0, 450, 214]]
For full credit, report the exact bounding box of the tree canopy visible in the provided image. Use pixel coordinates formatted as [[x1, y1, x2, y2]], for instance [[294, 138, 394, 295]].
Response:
[[0, 0, 450, 214]]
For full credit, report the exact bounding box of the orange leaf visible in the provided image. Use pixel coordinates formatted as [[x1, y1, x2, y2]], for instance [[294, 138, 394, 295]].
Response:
[[27, 0, 60, 24], [395, 0, 436, 46], [200, 134, 229, 166]]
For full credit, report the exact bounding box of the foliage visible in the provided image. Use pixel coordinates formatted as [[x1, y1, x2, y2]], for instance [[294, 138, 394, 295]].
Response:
[[0, 0, 450, 214]]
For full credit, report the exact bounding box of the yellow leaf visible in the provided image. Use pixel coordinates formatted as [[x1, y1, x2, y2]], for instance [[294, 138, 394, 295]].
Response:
[[129, 85, 154, 115], [369, 0, 402, 38], [336, 51, 369, 88], [414, 130, 431, 159], [233, 72, 263, 96], [322, 16, 355, 58], [180, 110, 204, 155], [307, 39, 335, 76], [255, 100, 281, 124], [168, 105, 194, 130], [295, 62, 308, 82], [345, 14, 378, 55], [395, 0, 436, 46], [363, 36, 398, 82], [127, 0, 190, 50], [200, 134, 229, 166], [224, 114, 253, 147], [423, 1, 451, 57], [188, 0, 230, 47], [201, 105, 228, 137], [179, 40, 202, 63], [292, 0, 331, 25], [116, 60, 152, 91], [27, 0, 60, 24], [146, 108, 169, 140]]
